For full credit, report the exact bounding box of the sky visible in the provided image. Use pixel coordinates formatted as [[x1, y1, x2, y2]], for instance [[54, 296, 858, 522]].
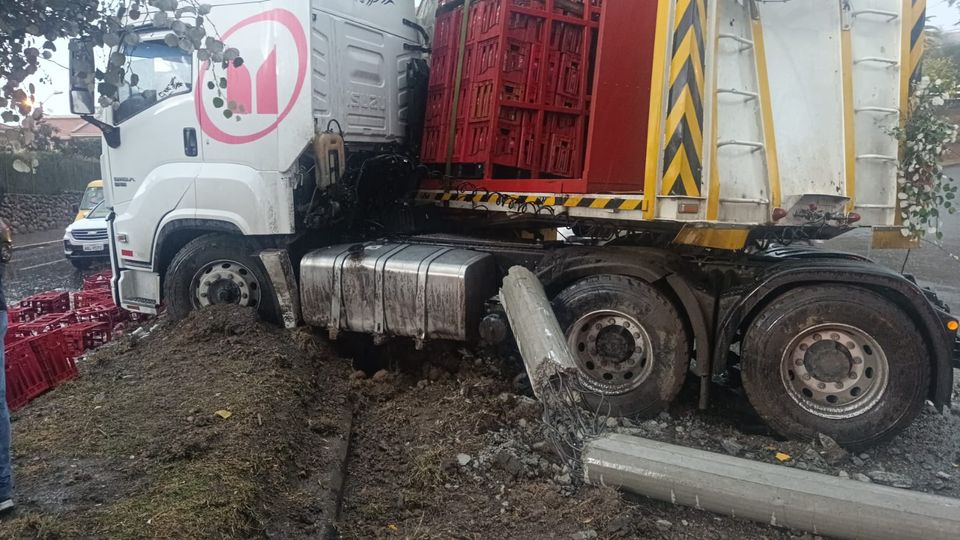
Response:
[[19, 0, 960, 116]]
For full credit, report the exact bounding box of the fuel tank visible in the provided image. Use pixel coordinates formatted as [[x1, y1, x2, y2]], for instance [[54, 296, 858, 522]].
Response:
[[300, 243, 498, 342]]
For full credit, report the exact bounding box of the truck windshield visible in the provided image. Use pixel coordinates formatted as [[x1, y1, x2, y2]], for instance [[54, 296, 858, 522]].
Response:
[[114, 40, 193, 124]]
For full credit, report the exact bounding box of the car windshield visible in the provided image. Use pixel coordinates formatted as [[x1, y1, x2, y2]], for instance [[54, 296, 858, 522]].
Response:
[[86, 202, 109, 220], [80, 186, 104, 210]]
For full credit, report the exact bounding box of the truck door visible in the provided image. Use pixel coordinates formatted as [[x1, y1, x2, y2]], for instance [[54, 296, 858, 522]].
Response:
[[103, 34, 201, 262]]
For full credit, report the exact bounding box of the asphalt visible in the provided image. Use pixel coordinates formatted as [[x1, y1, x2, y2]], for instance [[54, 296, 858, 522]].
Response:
[[5, 225, 108, 305]]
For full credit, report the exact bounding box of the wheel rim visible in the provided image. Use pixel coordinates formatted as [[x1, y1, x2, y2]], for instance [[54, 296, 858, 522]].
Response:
[[191, 260, 261, 310], [780, 323, 889, 419], [566, 310, 654, 396]]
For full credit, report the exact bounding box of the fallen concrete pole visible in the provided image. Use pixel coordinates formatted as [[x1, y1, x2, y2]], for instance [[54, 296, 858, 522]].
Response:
[[500, 266, 577, 399], [584, 434, 960, 540]]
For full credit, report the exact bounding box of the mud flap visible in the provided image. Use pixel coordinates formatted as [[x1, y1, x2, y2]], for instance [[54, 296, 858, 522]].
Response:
[[259, 249, 301, 329]]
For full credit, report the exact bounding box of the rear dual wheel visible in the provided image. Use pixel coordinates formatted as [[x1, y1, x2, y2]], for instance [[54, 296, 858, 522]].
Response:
[[741, 286, 930, 449], [552, 275, 690, 418]]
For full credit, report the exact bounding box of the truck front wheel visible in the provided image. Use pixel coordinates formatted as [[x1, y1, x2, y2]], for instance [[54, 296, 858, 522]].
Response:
[[741, 285, 930, 450], [164, 234, 280, 322], [552, 275, 691, 418]]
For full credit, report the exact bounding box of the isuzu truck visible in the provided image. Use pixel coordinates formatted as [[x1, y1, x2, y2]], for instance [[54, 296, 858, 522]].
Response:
[[67, 0, 959, 448]]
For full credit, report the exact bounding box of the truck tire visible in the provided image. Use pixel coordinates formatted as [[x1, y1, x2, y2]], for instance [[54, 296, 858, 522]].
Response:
[[164, 234, 280, 323], [552, 275, 690, 418], [741, 285, 930, 450]]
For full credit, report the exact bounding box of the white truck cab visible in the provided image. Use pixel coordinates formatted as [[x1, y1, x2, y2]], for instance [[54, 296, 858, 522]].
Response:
[[70, 0, 423, 315]]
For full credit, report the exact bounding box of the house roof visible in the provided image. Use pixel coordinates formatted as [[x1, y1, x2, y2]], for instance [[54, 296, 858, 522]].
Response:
[[39, 115, 101, 140]]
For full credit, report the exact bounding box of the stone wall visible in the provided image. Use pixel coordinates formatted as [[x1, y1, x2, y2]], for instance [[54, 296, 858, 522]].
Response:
[[0, 192, 83, 234]]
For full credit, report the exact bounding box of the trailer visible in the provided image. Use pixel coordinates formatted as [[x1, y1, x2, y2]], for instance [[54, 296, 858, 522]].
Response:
[[66, 0, 958, 449]]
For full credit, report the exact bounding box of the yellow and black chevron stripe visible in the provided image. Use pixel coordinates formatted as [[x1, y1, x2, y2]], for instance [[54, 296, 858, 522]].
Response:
[[910, 0, 925, 83], [662, 0, 707, 198], [417, 191, 644, 212]]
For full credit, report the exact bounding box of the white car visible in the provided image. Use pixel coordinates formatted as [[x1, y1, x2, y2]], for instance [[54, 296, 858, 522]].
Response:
[[64, 202, 110, 270]]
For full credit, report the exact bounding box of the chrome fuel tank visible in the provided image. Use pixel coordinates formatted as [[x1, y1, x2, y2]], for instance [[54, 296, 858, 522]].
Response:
[[300, 243, 498, 342]]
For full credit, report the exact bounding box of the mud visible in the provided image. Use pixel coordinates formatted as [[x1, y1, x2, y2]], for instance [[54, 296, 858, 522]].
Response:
[[1, 306, 353, 539]]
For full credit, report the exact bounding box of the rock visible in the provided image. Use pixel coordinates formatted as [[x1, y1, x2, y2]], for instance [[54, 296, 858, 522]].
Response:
[[495, 451, 524, 477], [838, 470, 849, 478], [571, 530, 598, 540], [887, 446, 902, 456], [641, 420, 661, 432], [866, 471, 914, 489], [851, 456, 865, 467], [350, 370, 367, 380], [659, 411, 671, 420], [557, 473, 572, 486], [817, 433, 848, 465], [456, 453, 472, 467], [936, 471, 953, 481], [655, 519, 673, 531], [720, 438, 744, 456], [372, 369, 390, 382], [854, 473, 872, 483], [606, 417, 620, 429], [859, 453, 870, 460], [621, 418, 638, 429]]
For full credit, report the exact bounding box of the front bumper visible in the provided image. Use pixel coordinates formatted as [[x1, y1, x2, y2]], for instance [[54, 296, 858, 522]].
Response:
[[64, 240, 110, 261]]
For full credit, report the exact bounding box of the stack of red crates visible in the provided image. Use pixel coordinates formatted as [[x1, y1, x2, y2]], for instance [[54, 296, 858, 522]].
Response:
[[421, 0, 600, 179]]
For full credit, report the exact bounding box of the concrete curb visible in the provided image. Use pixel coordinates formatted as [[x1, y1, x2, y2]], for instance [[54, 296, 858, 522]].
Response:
[[584, 434, 960, 540], [320, 405, 354, 539]]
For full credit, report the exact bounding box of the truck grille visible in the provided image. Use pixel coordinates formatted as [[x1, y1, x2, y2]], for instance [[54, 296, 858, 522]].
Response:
[[72, 229, 108, 241]]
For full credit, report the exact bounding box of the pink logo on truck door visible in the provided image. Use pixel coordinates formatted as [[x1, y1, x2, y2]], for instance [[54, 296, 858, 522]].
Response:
[[196, 9, 307, 144]]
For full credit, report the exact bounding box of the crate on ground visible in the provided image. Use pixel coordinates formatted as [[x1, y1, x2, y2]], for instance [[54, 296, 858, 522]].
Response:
[[26, 330, 78, 386], [73, 289, 114, 309], [4, 341, 51, 411], [13, 312, 77, 338], [75, 303, 126, 327], [19, 291, 71, 316], [82, 270, 112, 291], [62, 322, 113, 358], [7, 306, 37, 324], [4, 325, 23, 346]]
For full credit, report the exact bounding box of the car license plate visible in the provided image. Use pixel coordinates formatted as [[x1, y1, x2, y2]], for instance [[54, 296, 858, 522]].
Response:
[[83, 243, 105, 252]]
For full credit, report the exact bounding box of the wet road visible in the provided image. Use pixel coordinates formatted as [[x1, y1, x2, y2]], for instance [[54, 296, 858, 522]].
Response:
[[5, 235, 109, 304]]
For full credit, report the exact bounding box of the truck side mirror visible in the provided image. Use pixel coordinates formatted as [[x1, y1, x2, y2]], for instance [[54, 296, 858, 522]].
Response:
[[68, 39, 96, 115]]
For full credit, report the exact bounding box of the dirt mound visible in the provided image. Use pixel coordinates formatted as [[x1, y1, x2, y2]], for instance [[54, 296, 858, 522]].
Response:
[[337, 345, 792, 539], [2, 306, 352, 539]]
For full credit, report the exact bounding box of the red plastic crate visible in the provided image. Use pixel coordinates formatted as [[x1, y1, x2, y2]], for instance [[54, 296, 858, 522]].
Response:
[[4, 325, 23, 346], [19, 291, 71, 316], [75, 303, 126, 327], [82, 270, 112, 291], [62, 322, 113, 358], [7, 307, 36, 324], [13, 312, 76, 338], [421, 0, 594, 179], [26, 330, 78, 386], [73, 289, 114, 309], [4, 341, 51, 411]]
